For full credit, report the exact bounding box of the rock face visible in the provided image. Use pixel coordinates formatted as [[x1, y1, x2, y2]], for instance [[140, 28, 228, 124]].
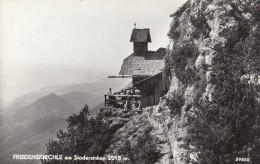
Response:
[[164, 0, 259, 163], [102, 1, 259, 163]]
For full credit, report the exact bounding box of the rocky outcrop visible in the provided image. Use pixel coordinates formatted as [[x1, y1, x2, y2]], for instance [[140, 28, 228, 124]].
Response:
[[165, 0, 259, 163]]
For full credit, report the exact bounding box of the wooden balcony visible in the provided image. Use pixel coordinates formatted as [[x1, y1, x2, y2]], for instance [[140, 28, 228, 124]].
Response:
[[104, 94, 141, 108]]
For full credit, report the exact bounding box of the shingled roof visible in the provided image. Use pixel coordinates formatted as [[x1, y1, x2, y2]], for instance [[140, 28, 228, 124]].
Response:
[[130, 29, 151, 42], [119, 48, 166, 76]]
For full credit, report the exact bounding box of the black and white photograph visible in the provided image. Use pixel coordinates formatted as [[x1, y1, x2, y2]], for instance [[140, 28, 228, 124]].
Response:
[[0, 0, 259, 163]]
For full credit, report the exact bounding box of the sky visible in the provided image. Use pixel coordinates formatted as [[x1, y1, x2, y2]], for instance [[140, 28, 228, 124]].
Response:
[[0, 0, 186, 104]]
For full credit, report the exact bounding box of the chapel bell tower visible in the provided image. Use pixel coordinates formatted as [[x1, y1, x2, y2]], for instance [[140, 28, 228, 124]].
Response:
[[130, 23, 151, 54]]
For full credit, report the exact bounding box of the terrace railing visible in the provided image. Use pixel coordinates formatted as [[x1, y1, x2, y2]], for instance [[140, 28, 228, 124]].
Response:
[[104, 94, 141, 108]]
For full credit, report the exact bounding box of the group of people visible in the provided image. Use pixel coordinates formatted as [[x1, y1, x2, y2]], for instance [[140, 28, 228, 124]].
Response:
[[106, 87, 142, 111], [107, 87, 141, 96], [119, 87, 140, 96]]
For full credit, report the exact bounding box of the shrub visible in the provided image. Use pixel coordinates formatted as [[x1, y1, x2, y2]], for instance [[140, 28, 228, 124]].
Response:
[[171, 42, 199, 86], [166, 95, 185, 115], [42, 105, 112, 164]]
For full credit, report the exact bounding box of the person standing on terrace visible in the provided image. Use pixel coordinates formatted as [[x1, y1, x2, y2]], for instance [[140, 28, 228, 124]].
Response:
[[107, 88, 115, 107], [107, 88, 114, 95]]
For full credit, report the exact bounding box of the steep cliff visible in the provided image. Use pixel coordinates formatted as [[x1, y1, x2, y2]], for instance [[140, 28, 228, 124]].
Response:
[[165, 0, 260, 163]]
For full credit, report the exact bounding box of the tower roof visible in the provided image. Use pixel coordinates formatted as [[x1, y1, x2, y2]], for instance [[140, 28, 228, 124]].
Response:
[[130, 29, 151, 42]]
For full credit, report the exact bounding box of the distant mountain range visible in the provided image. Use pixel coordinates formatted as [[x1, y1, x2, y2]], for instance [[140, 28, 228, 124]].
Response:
[[0, 93, 74, 164], [2, 79, 130, 113], [0, 79, 131, 164]]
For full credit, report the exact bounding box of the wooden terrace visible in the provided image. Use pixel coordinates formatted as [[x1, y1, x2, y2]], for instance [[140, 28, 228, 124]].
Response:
[[104, 89, 141, 108]]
